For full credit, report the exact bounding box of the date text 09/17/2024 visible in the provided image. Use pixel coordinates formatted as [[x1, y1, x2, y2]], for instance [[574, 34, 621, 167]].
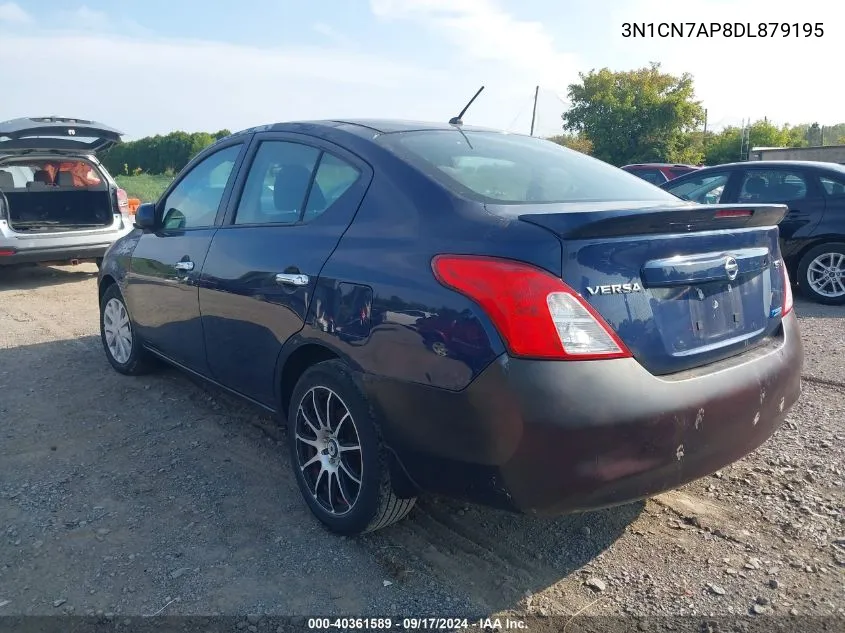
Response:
[[622, 22, 824, 38], [306, 617, 527, 630]]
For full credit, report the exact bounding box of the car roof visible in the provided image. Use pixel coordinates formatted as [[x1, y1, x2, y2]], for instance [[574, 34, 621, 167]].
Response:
[[698, 160, 845, 171], [624, 163, 699, 168], [233, 118, 507, 138]]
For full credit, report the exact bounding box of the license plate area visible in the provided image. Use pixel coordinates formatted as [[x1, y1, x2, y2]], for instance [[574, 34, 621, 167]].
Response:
[[650, 273, 769, 355]]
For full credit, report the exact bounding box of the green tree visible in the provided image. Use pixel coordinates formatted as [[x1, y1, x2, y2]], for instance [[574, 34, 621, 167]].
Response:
[[547, 133, 594, 155], [704, 120, 806, 165], [562, 62, 705, 166]]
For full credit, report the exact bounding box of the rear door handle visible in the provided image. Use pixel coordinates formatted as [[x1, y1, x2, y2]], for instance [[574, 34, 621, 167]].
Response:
[[275, 273, 309, 286], [174, 261, 194, 271]]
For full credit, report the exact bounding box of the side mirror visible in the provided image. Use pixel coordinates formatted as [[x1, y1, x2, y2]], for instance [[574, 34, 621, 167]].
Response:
[[134, 203, 157, 230]]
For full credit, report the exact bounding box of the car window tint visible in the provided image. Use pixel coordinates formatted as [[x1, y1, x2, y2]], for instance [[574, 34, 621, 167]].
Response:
[[161, 144, 242, 230], [629, 169, 666, 185], [665, 173, 729, 204], [234, 141, 320, 226], [377, 131, 679, 204], [738, 170, 807, 203], [820, 174, 845, 196], [303, 153, 361, 221]]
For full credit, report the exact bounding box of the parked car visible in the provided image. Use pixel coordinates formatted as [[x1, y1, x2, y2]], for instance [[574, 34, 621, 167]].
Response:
[[97, 120, 802, 535], [661, 161, 845, 305], [0, 116, 132, 269], [621, 163, 700, 185]]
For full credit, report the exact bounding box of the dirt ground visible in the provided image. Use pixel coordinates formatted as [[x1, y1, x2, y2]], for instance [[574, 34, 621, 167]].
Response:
[[0, 263, 843, 623]]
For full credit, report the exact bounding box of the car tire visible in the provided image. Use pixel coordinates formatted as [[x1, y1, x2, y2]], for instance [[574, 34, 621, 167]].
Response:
[[95, 258, 103, 270], [287, 359, 416, 535], [797, 243, 845, 306], [99, 284, 156, 375]]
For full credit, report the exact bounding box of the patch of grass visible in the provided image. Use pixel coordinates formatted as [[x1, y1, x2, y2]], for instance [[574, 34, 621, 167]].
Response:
[[115, 174, 174, 203]]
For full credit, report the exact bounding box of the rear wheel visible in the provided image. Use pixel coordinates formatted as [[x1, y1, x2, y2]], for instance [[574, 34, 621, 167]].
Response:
[[287, 360, 416, 535], [797, 243, 845, 305], [99, 284, 156, 375]]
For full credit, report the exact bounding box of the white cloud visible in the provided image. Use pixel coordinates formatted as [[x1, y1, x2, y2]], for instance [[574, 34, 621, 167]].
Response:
[[0, 29, 457, 139], [312, 22, 354, 48], [370, 0, 580, 95], [0, 1, 30, 23]]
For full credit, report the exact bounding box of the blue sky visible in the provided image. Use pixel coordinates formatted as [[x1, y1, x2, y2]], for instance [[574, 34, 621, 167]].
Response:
[[1, 0, 842, 140]]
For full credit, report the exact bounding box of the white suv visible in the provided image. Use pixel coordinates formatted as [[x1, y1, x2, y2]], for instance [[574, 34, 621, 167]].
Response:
[[0, 116, 134, 268]]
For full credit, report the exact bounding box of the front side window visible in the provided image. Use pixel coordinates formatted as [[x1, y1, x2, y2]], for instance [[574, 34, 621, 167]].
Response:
[[377, 131, 678, 204], [665, 172, 730, 205], [161, 144, 242, 230]]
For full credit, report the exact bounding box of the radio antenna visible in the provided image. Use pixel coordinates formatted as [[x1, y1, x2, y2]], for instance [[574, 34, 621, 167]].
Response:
[[449, 86, 485, 126]]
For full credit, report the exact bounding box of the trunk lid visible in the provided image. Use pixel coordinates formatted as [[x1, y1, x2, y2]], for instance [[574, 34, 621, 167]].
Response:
[[497, 200, 790, 375], [0, 116, 122, 153]]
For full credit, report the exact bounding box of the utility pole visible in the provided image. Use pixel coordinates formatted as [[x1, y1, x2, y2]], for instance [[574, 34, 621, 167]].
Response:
[[821, 125, 825, 146], [702, 108, 708, 148], [529, 85, 539, 136]]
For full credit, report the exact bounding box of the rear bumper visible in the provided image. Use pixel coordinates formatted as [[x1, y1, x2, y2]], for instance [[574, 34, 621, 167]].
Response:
[[367, 312, 804, 514], [0, 216, 131, 266], [0, 243, 111, 266]]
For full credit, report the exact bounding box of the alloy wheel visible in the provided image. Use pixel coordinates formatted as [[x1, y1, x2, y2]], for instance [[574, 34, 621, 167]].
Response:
[[806, 252, 845, 298], [293, 386, 363, 515]]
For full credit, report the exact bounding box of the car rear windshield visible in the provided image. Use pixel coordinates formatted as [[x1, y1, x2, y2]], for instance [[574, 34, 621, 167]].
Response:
[[377, 130, 679, 204]]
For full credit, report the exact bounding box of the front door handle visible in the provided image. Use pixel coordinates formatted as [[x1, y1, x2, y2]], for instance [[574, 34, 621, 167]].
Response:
[[275, 273, 309, 286], [174, 260, 194, 271]]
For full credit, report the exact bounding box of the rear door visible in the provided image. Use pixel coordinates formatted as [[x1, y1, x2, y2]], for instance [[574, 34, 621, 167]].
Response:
[[125, 140, 246, 373], [0, 117, 122, 152], [198, 132, 372, 406], [730, 166, 825, 261]]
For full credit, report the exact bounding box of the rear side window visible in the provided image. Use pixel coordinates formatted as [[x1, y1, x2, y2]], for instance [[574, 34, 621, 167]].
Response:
[[820, 174, 845, 196], [235, 141, 360, 225], [377, 131, 678, 204], [737, 170, 808, 203], [665, 172, 730, 205], [628, 168, 667, 185]]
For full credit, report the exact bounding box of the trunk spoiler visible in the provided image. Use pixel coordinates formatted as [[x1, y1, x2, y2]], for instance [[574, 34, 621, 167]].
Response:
[[506, 203, 789, 239]]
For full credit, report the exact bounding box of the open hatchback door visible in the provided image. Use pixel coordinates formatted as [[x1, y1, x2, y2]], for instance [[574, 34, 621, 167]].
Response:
[[0, 116, 123, 153]]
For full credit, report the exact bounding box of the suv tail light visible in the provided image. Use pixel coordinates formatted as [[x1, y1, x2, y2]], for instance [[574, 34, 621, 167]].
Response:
[[781, 262, 793, 316], [431, 255, 632, 360], [116, 187, 129, 212]]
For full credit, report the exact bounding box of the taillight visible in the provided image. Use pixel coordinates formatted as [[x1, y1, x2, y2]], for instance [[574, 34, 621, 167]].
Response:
[[116, 188, 129, 211], [781, 262, 793, 316], [715, 209, 753, 218], [431, 255, 632, 360]]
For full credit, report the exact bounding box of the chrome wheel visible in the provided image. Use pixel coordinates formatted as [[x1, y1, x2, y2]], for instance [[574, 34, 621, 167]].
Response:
[[103, 297, 133, 364], [806, 252, 845, 298], [294, 386, 362, 516]]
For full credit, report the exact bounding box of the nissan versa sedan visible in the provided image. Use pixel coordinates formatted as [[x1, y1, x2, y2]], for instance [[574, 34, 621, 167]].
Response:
[[97, 120, 803, 535]]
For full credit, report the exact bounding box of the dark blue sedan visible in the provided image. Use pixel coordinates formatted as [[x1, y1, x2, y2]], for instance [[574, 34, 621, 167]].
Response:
[[97, 120, 803, 535]]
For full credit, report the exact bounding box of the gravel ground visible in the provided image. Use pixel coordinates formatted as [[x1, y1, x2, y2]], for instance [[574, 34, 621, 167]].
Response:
[[0, 263, 842, 623]]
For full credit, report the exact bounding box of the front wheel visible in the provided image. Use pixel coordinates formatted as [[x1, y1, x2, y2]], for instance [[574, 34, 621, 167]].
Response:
[[287, 360, 416, 535], [99, 284, 156, 375], [797, 243, 845, 305]]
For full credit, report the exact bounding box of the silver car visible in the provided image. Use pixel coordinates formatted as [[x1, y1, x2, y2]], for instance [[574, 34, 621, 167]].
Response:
[[0, 116, 134, 269]]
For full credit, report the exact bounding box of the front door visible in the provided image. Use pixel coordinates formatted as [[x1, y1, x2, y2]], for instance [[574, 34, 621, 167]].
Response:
[[199, 134, 372, 406], [125, 142, 246, 373]]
